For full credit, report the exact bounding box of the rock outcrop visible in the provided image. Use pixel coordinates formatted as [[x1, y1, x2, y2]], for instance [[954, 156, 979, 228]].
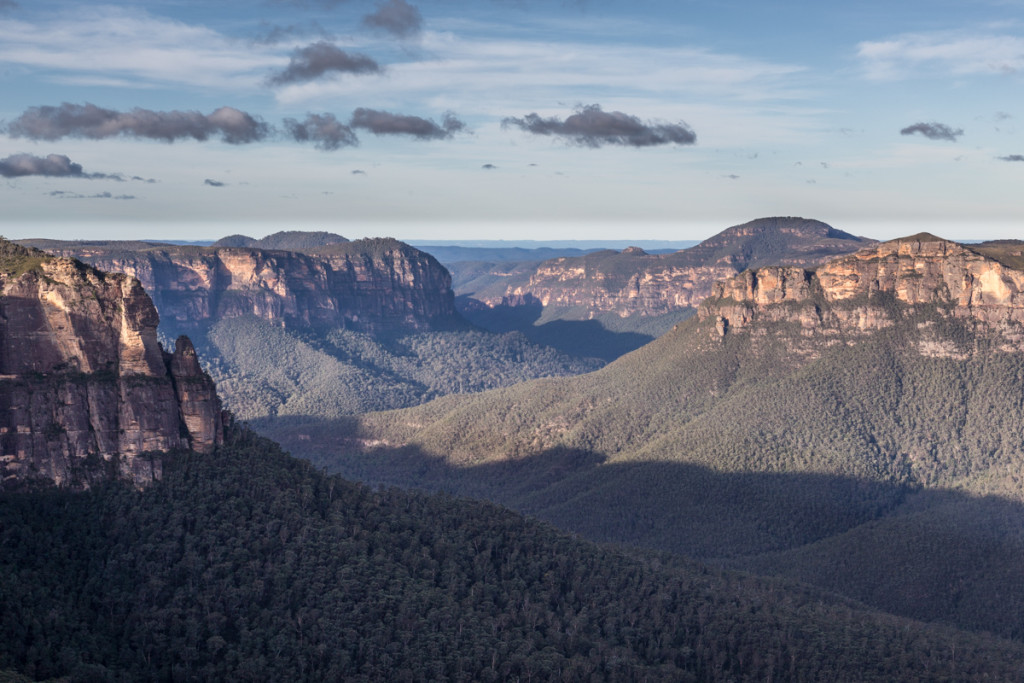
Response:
[[472, 217, 875, 318], [25, 237, 460, 334], [1, 240, 224, 489], [699, 234, 1024, 356]]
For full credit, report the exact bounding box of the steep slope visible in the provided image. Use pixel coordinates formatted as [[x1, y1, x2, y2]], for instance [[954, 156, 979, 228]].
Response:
[[320, 234, 1024, 638], [3, 428, 1023, 681], [0, 240, 223, 489], [458, 217, 874, 359], [25, 237, 460, 335], [25, 236, 603, 421]]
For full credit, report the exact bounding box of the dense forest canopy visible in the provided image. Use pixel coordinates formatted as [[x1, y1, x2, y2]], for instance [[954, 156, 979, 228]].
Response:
[[3, 429, 1023, 682]]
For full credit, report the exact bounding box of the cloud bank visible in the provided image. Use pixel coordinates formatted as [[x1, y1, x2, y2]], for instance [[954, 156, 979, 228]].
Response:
[[284, 113, 358, 150], [350, 108, 465, 139], [363, 0, 423, 39], [0, 153, 120, 179], [5, 103, 270, 144], [268, 42, 382, 85], [502, 104, 696, 147], [900, 122, 963, 141]]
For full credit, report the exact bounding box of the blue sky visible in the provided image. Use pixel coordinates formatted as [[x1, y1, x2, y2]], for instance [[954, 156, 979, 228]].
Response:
[[1, 0, 1022, 242]]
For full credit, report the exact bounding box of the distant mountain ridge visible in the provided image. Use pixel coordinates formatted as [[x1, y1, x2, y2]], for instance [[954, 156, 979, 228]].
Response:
[[466, 217, 874, 313], [212, 230, 349, 250], [23, 237, 460, 335], [454, 216, 875, 360]]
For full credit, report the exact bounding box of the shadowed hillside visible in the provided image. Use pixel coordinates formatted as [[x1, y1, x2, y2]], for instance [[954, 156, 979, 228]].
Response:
[[306, 234, 1024, 640]]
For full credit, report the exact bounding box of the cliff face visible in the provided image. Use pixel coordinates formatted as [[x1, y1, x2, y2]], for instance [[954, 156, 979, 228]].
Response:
[[34, 238, 460, 334], [476, 217, 874, 318], [699, 234, 1024, 356], [1, 241, 223, 489]]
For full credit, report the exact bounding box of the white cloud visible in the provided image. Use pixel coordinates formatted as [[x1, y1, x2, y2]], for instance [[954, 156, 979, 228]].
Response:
[[273, 29, 809, 112], [857, 30, 1024, 80], [0, 6, 280, 90]]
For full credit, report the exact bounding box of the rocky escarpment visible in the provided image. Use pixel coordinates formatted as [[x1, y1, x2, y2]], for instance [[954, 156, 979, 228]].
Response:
[[476, 217, 874, 318], [1, 240, 223, 489], [26, 238, 460, 335], [699, 234, 1024, 356]]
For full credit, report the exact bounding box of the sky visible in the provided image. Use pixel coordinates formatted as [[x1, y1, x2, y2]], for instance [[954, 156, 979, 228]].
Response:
[[0, 0, 1022, 243]]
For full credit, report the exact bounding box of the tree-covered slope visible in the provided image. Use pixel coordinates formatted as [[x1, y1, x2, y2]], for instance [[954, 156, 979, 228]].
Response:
[[2, 429, 1023, 682], [191, 316, 602, 421], [311, 236, 1024, 639]]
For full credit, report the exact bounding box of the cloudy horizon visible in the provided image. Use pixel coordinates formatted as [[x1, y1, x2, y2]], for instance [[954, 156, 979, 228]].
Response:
[[1, 0, 1021, 243]]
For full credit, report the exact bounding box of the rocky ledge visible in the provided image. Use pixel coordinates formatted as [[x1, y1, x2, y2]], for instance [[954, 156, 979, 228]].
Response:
[[27, 237, 460, 335], [485, 217, 874, 318], [699, 234, 1024, 356], [1, 239, 224, 489]]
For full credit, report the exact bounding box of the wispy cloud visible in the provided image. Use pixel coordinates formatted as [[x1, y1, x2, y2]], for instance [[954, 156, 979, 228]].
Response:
[[5, 103, 270, 144], [350, 108, 465, 139], [998, 154, 1024, 161], [0, 153, 121, 179], [857, 30, 1024, 80], [900, 122, 964, 141], [267, 42, 382, 86], [284, 113, 358, 150], [48, 190, 135, 200], [204, 179, 226, 187], [363, 0, 423, 39], [273, 29, 807, 112], [503, 104, 695, 147], [250, 21, 335, 46], [0, 7, 278, 90]]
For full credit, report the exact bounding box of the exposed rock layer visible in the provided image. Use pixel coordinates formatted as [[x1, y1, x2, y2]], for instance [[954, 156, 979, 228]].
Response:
[[1, 242, 223, 489], [26, 238, 460, 334], [699, 234, 1024, 355], [472, 217, 875, 318]]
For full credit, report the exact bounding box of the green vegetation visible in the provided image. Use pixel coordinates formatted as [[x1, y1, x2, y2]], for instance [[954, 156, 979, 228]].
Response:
[[459, 297, 691, 361], [970, 239, 1024, 271], [2, 429, 1023, 681], [0, 239, 48, 278], [310, 296, 1024, 640], [189, 316, 602, 421], [212, 230, 348, 250]]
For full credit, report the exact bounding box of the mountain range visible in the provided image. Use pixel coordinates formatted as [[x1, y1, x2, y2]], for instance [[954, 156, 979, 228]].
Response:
[[20, 234, 602, 424], [454, 217, 876, 359], [7, 232, 1023, 679], [314, 232, 1024, 640]]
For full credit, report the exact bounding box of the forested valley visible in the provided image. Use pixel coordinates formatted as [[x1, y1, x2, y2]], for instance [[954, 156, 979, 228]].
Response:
[[4, 428, 1024, 681]]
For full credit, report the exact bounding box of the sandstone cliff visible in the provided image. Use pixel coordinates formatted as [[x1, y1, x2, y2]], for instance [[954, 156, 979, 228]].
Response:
[[472, 217, 874, 318], [699, 234, 1024, 356], [26, 237, 460, 335], [1, 240, 223, 489]]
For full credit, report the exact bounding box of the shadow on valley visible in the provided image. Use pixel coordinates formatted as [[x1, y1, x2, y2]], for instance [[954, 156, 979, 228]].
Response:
[[457, 294, 655, 362], [258, 414, 1024, 643]]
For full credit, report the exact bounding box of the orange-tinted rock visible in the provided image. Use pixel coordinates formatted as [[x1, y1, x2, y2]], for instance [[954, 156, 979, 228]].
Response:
[[479, 217, 874, 318], [1, 241, 224, 489], [699, 234, 1024, 354], [38, 238, 459, 334]]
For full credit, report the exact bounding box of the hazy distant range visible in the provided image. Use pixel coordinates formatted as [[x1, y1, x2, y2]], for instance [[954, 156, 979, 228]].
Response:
[[155, 239, 702, 263]]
